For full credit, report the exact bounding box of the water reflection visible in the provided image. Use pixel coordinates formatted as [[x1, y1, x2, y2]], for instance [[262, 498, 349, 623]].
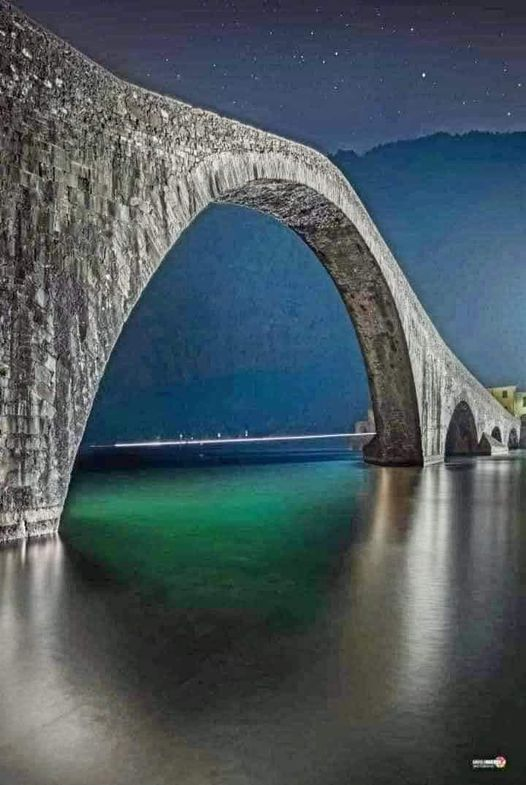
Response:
[[0, 453, 524, 784], [62, 461, 368, 629]]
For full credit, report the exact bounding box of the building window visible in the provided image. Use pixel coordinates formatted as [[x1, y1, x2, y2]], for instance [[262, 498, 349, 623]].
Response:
[[523, 396, 526, 407], [502, 390, 508, 398]]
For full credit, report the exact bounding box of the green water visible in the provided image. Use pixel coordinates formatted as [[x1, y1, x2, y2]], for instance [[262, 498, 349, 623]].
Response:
[[62, 458, 366, 628], [3, 453, 526, 784]]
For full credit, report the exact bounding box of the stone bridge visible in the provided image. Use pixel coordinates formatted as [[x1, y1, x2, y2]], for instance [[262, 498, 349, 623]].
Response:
[[0, 3, 521, 542]]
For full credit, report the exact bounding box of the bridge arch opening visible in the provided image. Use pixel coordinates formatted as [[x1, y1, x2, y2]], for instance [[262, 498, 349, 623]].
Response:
[[491, 426, 502, 442], [508, 428, 519, 450], [445, 401, 478, 457], [81, 203, 369, 451], [74, 162, 425, 497]]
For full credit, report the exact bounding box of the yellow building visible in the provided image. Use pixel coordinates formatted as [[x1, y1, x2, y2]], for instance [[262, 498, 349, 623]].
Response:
[[487, 385, 526, 417], [514, 389, 526, 417]]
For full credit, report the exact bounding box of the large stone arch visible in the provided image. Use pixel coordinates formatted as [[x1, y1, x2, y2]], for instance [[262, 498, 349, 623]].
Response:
[[69, 150, 424, 480]]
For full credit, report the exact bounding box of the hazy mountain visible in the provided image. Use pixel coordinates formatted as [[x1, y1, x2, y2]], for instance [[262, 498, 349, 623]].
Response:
[[84, 131, 526, 444], [335, 132, 526, 389]]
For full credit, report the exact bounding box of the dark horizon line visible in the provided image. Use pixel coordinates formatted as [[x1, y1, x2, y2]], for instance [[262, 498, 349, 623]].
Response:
[[331, 128, 526, 158]]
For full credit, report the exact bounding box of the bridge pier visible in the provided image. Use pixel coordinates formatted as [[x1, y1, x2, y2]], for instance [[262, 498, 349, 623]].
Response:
[[0, 3, 520, 542]]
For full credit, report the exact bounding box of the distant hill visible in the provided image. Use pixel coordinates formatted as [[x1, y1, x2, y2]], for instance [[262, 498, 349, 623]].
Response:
[[84, 132, 526, 444], [333, 131, 526, 391]]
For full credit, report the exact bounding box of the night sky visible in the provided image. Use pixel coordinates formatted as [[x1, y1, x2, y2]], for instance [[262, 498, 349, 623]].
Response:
[[16, 0, 526, 152], [14, 0, 526, 440]]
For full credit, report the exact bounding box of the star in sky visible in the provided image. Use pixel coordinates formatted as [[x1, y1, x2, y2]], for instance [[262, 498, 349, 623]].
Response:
[[16, 0, 526, 152]]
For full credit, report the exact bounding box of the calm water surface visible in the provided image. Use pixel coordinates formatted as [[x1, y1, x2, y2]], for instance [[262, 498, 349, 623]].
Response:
[[0, 450, 525, 784]]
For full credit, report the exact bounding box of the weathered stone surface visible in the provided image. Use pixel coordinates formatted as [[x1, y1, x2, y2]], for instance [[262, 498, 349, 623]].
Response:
[[0, 2, 520, 542]]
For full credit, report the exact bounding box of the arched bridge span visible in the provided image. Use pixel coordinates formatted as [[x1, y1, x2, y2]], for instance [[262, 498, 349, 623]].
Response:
[[0, 3, 520, 541]]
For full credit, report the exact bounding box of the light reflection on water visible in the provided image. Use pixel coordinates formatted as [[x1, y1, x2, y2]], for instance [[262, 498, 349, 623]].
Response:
[[0, 452, 524, 785]]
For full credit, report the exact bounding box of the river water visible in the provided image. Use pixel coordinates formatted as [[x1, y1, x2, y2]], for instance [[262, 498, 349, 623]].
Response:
[[0, 448, 524, 784]]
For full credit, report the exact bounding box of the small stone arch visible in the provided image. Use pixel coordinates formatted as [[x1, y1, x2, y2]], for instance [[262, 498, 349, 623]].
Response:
[[445, 401, 478, 457], [491, 426, 502, 442], [508, 428, 519, 450]]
